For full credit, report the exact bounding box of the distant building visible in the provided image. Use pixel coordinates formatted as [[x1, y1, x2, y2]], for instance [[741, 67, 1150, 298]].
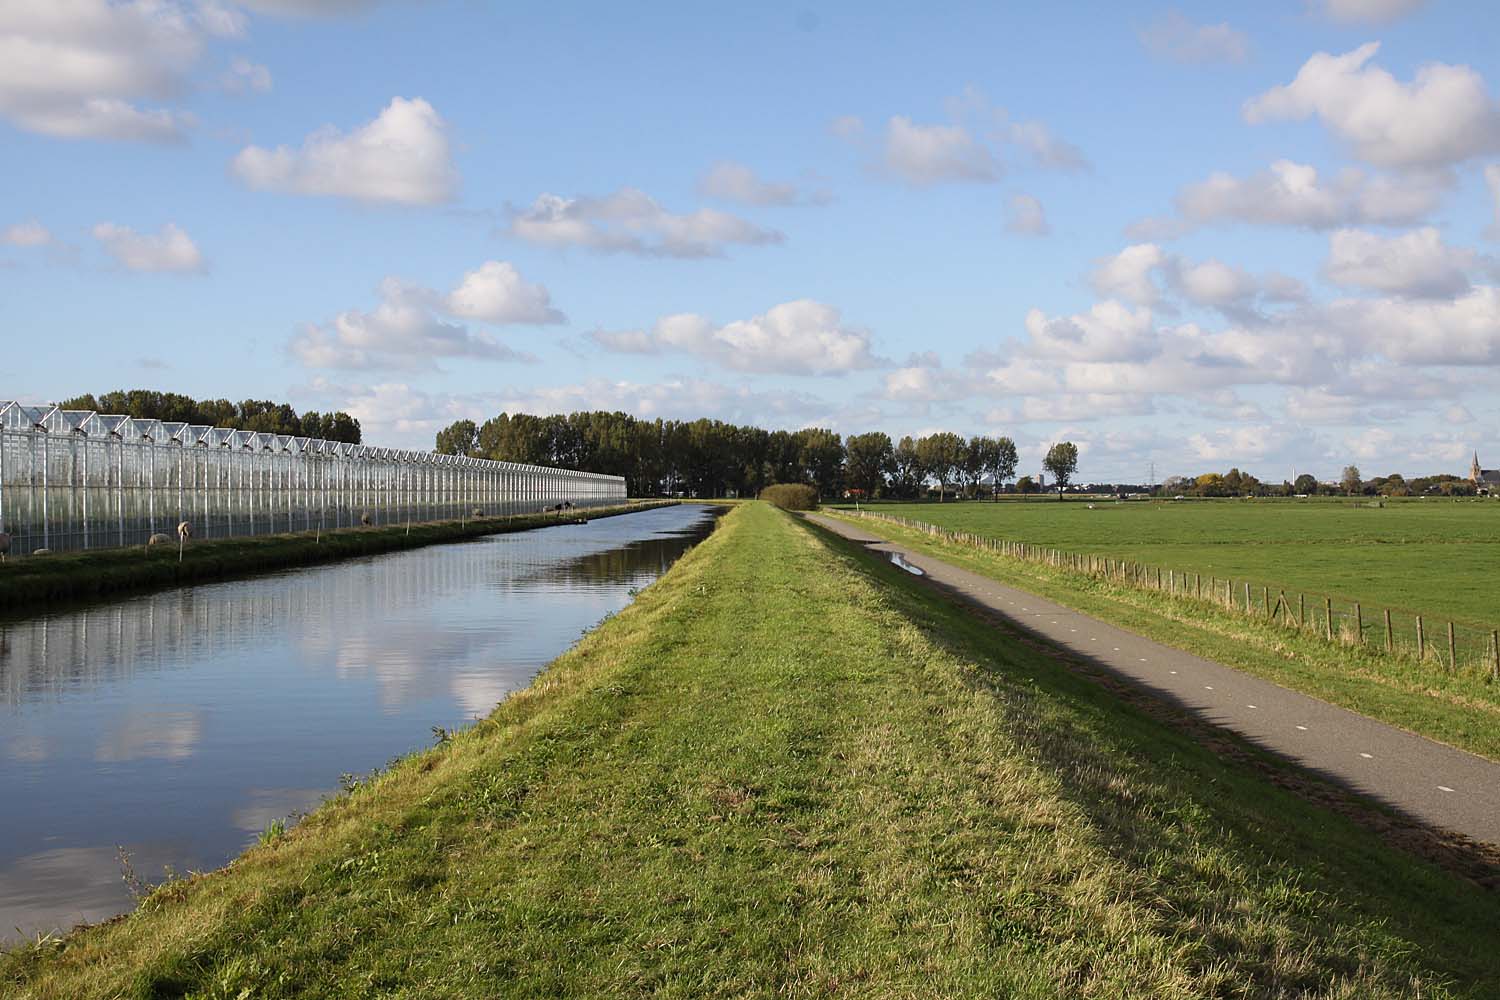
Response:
[[1471, 452, 1500, 495]]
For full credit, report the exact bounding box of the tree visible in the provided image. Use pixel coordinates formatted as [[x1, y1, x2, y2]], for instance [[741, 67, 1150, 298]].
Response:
[[959, 436, 990, 498], [1042, 441, 1079, 498], [59, 388, 360, 442], [844, 432, 894, 498], [916, 432, 966, 501], [890, 436, 925, 499], [1193, 473, 1228, 497], [795, 427, 845, 498], [1341, 465, 1362, 496], [435, 419, 479, 456], [990, 436, 1018, 497], [1293, 473, 1318, 496], [1015, 475, 1037, 495]]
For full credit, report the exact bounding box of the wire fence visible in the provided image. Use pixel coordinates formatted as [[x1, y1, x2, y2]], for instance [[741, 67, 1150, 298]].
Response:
[[0, 400, 627, 557], [847, 509, 1500, 681]]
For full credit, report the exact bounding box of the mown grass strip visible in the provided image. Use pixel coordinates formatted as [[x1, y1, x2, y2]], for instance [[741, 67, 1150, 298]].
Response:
[[826, 509, 1500, 763], [2, 502, 1496, 998], [0, 501, 675, 614]]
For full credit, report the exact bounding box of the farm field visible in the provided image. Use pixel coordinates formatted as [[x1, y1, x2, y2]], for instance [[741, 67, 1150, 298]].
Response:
[[847, 498, 1500, 630]]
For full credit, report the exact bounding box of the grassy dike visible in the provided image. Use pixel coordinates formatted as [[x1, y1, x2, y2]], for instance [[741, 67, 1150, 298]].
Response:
[[0, 501, 676, 613], [825, 510, 1500, 763], [4, 502, 1498, 998]]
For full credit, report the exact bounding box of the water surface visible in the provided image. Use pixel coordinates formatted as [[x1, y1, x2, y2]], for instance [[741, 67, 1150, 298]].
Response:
[[0, 504, 719, 940]]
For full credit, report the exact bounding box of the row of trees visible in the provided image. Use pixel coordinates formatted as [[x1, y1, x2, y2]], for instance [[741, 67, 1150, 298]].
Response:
[[434, 411, 1080, 499], [58, 390, 362, 443], [1160, 467, 1479, 498]]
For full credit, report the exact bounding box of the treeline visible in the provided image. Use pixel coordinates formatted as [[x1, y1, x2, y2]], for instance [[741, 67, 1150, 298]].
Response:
[[434, 412, 1030, 499], [1162, 468, 1480, 498], [59, 390, 361, 444]]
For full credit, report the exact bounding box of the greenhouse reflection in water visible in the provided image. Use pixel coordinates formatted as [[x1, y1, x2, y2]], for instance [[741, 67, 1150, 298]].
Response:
[[0, 503, 719, 941]]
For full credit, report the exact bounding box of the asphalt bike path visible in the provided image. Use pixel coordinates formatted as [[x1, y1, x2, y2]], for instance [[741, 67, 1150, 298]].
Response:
[[804, 512, 1500, 846]]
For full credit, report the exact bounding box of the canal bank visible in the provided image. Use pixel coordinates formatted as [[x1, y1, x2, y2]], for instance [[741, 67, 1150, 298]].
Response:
[[3, 502, 1497, 998], [0, 500, 677, 613]]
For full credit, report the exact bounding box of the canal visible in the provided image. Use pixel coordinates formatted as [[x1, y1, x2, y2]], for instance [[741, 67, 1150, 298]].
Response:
[[0, 503, 721, 940]]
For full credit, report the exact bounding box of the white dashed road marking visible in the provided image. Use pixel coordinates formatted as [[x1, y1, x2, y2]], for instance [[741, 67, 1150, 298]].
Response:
[[1247, 704, 1257, 709], [1296, 725, 1308, 731], [1360, 753, 1374, 759], [1438, 786, 1455, 793]]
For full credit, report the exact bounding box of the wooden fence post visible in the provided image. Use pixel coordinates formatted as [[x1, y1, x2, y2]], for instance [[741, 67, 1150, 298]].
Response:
[[1244, 581, 1251, 613], [1417, 616, 1425, 661], [1299, 593, 1305, 627], [1263, 586, 1270, 617], [1384, 608, 1392, 653], [1354, 603, 1362, 644], [1448, 621, 1457, 672], [1325, 597, 1333, 641], [1492, 630, 1499, 682]]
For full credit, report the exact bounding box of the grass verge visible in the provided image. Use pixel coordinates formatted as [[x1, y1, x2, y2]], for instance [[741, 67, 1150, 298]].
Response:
[[0, 501, 675, 614], [826, 510, 1500, 763], [2, 501, 1496, 997]]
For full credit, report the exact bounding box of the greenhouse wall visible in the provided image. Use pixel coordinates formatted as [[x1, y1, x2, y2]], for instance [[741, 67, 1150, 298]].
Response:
[[0, 401, 627, 557]]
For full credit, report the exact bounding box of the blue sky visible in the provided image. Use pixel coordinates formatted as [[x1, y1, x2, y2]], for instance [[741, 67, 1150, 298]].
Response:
[[3, 0, 1499, 482]]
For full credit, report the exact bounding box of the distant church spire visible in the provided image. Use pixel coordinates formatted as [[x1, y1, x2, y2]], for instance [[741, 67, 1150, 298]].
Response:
[[1473, 451, 1484, 483]]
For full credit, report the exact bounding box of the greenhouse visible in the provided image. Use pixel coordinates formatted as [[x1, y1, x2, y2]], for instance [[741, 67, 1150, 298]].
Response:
[[0, 400, 627, 557]]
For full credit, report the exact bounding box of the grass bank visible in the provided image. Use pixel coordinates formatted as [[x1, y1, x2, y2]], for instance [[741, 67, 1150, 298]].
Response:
[[0, 501, 675, 614], [828, 509, 1500, 763], [4, 501, 1496, 997]]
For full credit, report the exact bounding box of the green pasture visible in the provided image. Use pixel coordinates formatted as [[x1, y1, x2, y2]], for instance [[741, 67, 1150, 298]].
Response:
[[846, 498, 1500, 630]]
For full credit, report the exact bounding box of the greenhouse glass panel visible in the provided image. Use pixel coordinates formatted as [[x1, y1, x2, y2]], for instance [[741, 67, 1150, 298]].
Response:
[[0, 400, 626, 557]]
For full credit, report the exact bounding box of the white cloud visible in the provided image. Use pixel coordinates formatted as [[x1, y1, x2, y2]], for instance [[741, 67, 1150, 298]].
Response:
[[1002, 118, 1088, 171], [1173, 159, 1446, 229], [2, 220, 52, 247], [92, 222, 204, 272], [222, 56, 271, 94], [1005, 193, 1050, 236], [0, 0, 204, 141], [1188, 425, 1296, 463], [698, 162, 806, 206], [1138, 11, 1250, 65], [589, 300, 881, 375], [1317, 0, 1427, 24], [291, 276, 535, 371], [1023, 301, 1159, 363], [491, 377, 831, 426], [1091, 244, 1305, 312], [235, 0, 386, 14], [1245, 43, 1500, 169], [1327, 285, 1500, 365], [884, 115, 1000, 185], [1092, 244, 1167, 305], [231, 97, 458, 205], [443, 261, 564, 325], [1444, 403, 1474, 424], [1486, 164, 1500, 238], [1324, 227, 1475, 297], [508, 188, 781, 258]]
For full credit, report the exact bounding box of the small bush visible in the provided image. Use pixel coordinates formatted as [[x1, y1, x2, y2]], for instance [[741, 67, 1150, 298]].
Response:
[[759, 483, 819, 510]]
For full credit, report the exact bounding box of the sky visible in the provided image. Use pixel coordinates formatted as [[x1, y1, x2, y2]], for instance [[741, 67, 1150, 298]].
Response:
[[2, 0, 1499, 483]]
